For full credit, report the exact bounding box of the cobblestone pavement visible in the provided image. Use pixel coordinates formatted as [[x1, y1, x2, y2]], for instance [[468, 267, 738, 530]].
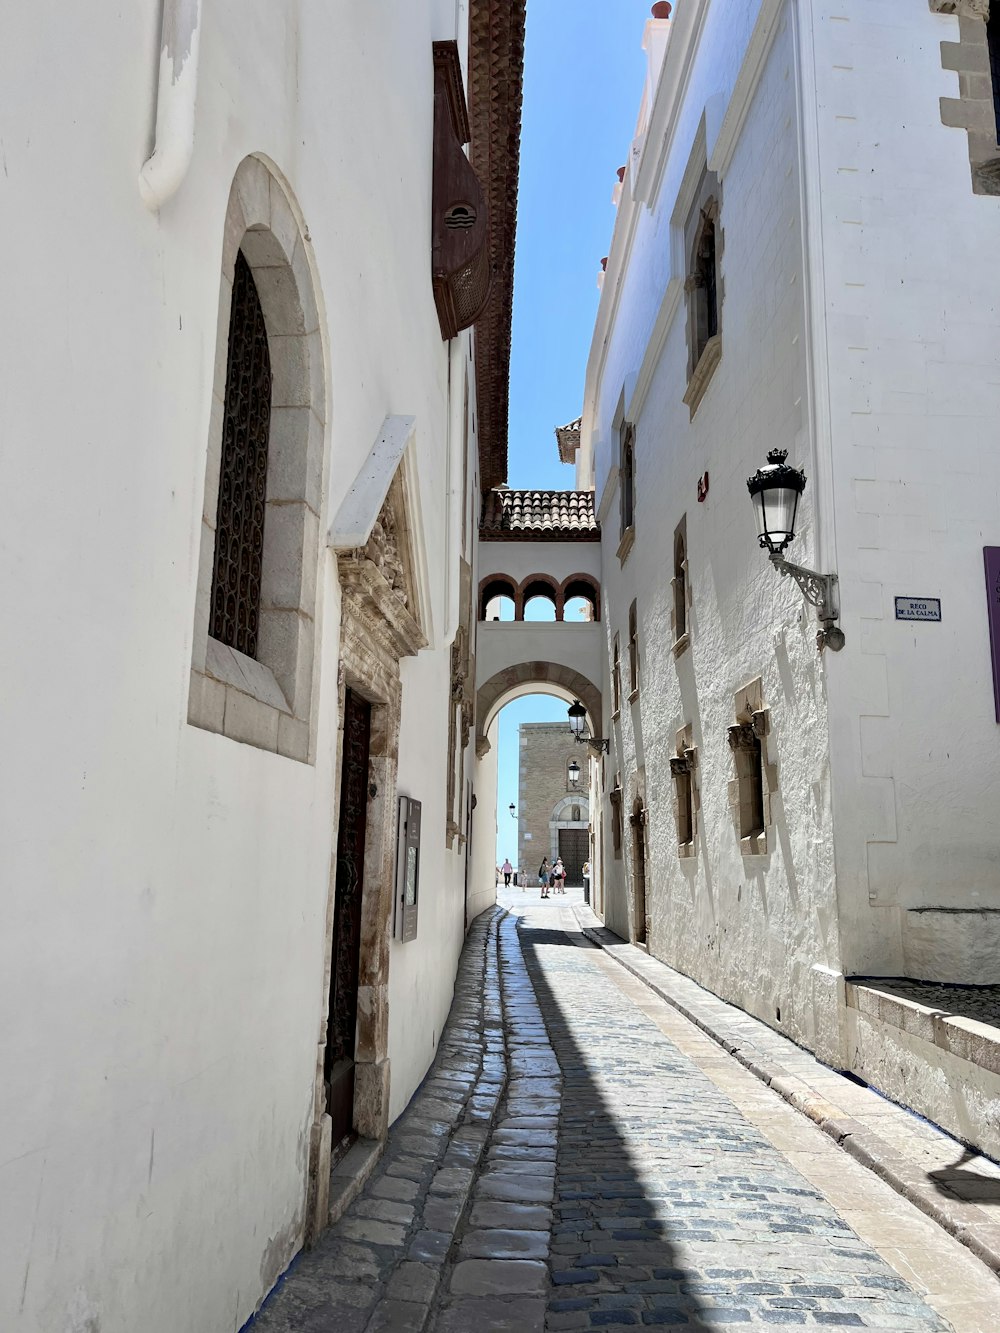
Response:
[[247, 900, 999, 1331]]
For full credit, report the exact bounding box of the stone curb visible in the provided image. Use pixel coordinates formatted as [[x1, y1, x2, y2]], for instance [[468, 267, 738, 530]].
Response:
[[571, 908, 1000, 1281]]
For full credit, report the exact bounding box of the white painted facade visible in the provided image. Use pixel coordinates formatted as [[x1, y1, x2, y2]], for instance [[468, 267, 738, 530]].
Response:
[[579, 0, 1000, 1131], [0, 4, 493, 1330]]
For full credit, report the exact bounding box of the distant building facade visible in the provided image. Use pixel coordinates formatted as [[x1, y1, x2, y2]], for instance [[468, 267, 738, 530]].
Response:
[[578, 0, 1000, 1161], [518, 722, 590, 885]]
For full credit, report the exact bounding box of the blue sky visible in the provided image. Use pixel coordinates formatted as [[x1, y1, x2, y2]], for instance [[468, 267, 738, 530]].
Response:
[[494, 0, 651, 866]]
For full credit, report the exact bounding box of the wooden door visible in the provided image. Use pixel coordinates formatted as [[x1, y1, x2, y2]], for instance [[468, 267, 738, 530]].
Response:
[[325, 688, 372, 1148], [558, 827, 588, 886]]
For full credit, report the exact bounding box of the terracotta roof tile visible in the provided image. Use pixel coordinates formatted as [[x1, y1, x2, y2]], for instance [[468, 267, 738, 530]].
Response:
[[480, 488, 600, 541]]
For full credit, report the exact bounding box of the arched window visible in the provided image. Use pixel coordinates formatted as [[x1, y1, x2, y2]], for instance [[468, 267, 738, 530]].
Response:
[[522, 578, 558, 622], [211, 251, 272, 658], [189, 157, 325, 763], [628, 601, 639, 696], [480, 576, 517, 621], [563, 576, 600, 622], [672, 521, 688, 647]]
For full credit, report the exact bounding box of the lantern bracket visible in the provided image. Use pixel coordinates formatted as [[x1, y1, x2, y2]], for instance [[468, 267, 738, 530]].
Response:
[[769, 553, 845, 652]]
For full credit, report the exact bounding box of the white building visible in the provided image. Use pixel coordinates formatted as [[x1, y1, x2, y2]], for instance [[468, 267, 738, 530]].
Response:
[[0, 2, 522, 1329], [578, 0, 1000, 1157]]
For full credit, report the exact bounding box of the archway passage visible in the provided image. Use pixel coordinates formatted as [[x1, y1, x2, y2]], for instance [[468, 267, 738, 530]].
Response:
[[476, 660, 602, 756]]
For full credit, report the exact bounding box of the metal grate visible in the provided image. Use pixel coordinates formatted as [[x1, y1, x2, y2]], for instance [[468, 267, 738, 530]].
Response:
[[210, 250, 272, 658]]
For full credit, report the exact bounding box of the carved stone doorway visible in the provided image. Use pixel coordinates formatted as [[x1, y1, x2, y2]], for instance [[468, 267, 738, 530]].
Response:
[[325, 688, 372, 1150], [306, 466, 428, 1242]]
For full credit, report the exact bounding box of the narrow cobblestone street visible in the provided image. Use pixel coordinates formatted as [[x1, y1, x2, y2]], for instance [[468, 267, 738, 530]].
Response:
[[248, 901, 1000, 1332]]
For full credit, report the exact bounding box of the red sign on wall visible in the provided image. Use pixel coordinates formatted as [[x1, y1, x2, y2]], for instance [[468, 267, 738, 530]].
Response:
[[984, 548, 1000, 723]]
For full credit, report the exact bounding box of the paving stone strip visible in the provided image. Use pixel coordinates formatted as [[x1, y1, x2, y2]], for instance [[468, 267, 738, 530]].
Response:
[[570, 904, 1000, 1281], [515, 905, 952, 1332], [247, 906, 510, 1333]]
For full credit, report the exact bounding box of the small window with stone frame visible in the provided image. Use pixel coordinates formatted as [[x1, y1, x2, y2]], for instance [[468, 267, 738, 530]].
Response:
[[610, 779, 623, 858], [628, 600, 639, 697], [670, 726, 697, 856], [733, 728, 764, 839], [682, 167, 722, 416], [672, 517, 689, 652], [612, 633, 622, 715], [618, 420, 636, 561]]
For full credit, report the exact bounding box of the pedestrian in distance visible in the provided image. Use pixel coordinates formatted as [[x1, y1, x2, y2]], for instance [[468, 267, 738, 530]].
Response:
[[554, 857, 566, 893], [582, 859, 591, 905], [501, 857, 513, 888], [538, 856, 550, 898]]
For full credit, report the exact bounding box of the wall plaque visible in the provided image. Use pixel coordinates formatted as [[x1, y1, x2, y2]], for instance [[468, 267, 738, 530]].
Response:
[[894, 596, 941, 622], [985, 548, 1000, 723]]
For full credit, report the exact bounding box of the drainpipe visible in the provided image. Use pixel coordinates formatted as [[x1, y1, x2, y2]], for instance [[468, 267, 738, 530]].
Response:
[[139, 0, 202, 210]]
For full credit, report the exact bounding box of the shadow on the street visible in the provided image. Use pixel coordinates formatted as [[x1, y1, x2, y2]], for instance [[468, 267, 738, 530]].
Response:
[[513, 915, 710, 1329], [927, 1147, 1000, 1206]]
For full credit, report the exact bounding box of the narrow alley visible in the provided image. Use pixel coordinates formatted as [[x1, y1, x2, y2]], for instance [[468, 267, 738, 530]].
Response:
[[248, 897, 999, 1333]]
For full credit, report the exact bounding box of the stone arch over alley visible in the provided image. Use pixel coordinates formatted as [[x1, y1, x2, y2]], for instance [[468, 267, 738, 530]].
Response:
[[474, 487, 604, 756]]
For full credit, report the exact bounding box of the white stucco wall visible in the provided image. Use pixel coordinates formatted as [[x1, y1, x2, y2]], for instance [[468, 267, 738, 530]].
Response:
[[581, 0, 839, 1055], [805, 0, 1000, 977], [0, 3, 480, 1330], [477, 622, 605, 713]]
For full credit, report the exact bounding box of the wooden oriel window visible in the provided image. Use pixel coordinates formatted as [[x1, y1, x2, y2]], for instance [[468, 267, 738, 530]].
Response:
[[210, 250, 272, 659]]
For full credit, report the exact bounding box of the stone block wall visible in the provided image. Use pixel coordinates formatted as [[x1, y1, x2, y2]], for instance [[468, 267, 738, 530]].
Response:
[[517, 723, 590, 882]]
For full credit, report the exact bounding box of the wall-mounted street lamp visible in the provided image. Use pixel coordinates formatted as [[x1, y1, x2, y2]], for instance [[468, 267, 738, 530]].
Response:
[[508, 802, 516, 819], [746, 449, 845, 652], [567, 700, 610, 753], [568, 760, 581, 787]]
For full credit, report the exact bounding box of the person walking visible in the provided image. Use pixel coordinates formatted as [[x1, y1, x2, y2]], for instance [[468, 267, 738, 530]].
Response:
[[582, 859, 591, 905], [553, 857, 566, 894], [501, 858, 513, 888], [538, 856, 550, 899]]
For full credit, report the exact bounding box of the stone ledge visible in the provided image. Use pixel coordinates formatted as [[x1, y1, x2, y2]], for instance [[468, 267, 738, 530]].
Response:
[[571, 903, 1000, 1279], [847, 979, 1000, 1077]]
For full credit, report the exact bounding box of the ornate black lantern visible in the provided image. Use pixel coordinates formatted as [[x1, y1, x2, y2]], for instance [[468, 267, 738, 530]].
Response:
[[568, 760, 581, 787], [746, 449, 805, 555], [746, 448, 844, 651], [566, 699, 610, 752]]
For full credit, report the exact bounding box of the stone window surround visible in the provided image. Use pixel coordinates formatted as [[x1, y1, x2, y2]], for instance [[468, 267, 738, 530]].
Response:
[[672, 515, 690, 657], [627, 599, 640, 700], [726, 678, 776, 857], [612, 633, 622, 718], [188, 156, 326, 762], [681, 170, 723, 419], [932, 0, 1000, 194], [609, 777, 624, 858], [617, 420, 637, 564], [670, 723, 699, 858]]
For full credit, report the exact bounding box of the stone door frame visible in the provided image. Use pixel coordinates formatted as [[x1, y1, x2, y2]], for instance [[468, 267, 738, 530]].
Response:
[[306, 484, 426, 1240]]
